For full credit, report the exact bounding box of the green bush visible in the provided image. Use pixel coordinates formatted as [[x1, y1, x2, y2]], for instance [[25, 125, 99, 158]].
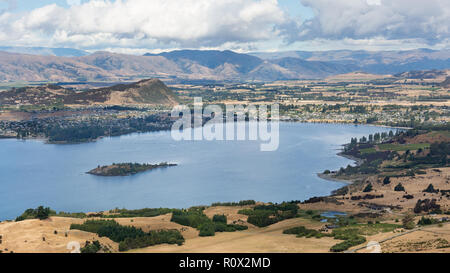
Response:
[[212, 214, 227, 224], [199, 222, 215, 237], [283, 226, 330, 239], [394, 183, 405, 192], [71, 220, 184, 252], [81, 241, 101, 253], [418, 216, 438, 226], [330, 228, 366, 252], [241, 202, 299, 227], [363, 183, 373, 192], [423, 184, 438, 193], [402, 214, 416, 230], [211, 200, 256, 207], [330, 236, 366, 252], [106, 208, 174, 218]]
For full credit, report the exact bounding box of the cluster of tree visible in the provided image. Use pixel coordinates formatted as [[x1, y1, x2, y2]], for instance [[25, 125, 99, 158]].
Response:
[[394, 183, 406, 192], [89, 162, 176, 176], [70, 220, 184, 252], [402, 214, 416, 230], [404, 142, 449, 167], [423, 184, 439, 193], [413, 199, 441, 214], [348, 131, 396, 149], [238, 202, 298, 228], [48, 125, 105, 142], [330, 230, 366, 253], [10, 114, 173, 143], [80, 241, 102, 253], [417, 216, 439, 226], [350, 194, 384, 201], [363, 183, 373, 192], [211, 200, 256, 207], [338, 158, 385, 176], [283, 226, 330, 239], [170, 208, 247, 237], [15, 206, 53, 221], [106, 208, 175, 218]]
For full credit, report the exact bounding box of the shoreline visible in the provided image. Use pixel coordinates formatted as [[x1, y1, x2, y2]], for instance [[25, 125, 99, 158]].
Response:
[[317, 173, 354, 185], [0, 121, 402, 145], [315, 145, 367, 189]]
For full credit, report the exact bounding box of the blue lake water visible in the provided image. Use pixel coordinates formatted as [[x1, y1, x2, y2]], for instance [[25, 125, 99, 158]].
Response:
[[0, 123, 393, 221]]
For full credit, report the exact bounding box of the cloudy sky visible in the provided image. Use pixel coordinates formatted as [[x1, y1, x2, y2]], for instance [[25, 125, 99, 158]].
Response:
[[0, 0, 448, 54]]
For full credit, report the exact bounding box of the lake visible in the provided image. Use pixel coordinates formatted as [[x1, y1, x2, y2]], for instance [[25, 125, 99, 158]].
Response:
[[0, 123, 394, 221]]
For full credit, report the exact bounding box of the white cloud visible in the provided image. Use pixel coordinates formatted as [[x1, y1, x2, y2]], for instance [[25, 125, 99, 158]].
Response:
[[283, 0, 450, 44], [0, 0, 286, 49], [0, 0, 448, 52], [66, 0, 81, 6]]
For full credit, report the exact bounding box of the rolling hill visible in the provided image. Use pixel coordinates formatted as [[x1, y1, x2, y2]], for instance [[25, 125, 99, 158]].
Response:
[[0, 79, 180, 106]]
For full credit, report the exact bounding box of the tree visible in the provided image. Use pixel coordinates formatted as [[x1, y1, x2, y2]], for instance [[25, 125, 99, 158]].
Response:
[[402, 214, 415, 230], [199, 222, 215, 237], [423, 184, 438, 193], [363, 183, 373, 193], [383, 177, 391, 185], [36, 206, 50, 220], [394, 183, 405, 192], [212, 214, 227, 224]]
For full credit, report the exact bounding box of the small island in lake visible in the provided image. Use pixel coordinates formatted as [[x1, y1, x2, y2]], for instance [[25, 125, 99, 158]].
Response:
[[87, 162, 177, 177]]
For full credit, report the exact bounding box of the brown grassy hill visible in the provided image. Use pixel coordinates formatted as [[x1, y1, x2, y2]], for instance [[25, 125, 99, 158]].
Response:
[[0, 79, 179, 106], [75, 52, 183, 78], [65, 79, 180, 105], [0, 51, 114, 82]]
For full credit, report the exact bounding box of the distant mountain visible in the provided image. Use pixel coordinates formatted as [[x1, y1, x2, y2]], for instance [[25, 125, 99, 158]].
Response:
[[76, 51, 182, 78], [0, 48, 449, 82], [145, 50, 263, 74], [250, 49, 450, 74], [0, 46, 88, 57], [0, 51, 113, 82], [0, 79, 180, 106], [270, 57, 357, 78]]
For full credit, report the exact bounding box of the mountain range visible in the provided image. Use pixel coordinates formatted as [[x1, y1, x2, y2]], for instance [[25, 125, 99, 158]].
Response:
[[0, 48, 448, 82]]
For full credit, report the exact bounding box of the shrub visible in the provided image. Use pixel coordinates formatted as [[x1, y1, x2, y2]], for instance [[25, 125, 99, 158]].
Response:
[[394, 183, 405, 192], [330, 236, 366, 252], [283, 226, 329, 239], [417, 216, 438, 226], [402, 214, 416, 230], [414, 199, 441, 213], [212, 214, 227, 224], [330, 229, 366, 252], [243, 202, 299, 227], [81, 241, 101, 253], [363, 183, 373, 193], [211, 200, 256, 207], [423, 184, 439, 193], [71, 220, 184, 251], [199, 222, 215, 237], [16, 206, 53, 221]]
